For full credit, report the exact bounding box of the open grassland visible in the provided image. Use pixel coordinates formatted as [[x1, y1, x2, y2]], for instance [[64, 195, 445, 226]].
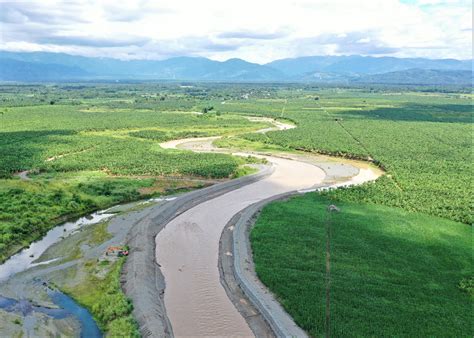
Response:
[[251, 194, 472, 337], [216, 89, 472, 224], [0, 94, 267, 261]]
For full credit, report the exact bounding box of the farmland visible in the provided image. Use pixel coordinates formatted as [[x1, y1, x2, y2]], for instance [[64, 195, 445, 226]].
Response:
[[215, 89, 472, 224], [0, 83, 471, 260], [0, 83, 471, 337], [251, 194, 472, 337], [0, 88, 268, 261]]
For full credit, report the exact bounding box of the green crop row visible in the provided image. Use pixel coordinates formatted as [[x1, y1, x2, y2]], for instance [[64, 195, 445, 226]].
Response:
[[251, 194, 472, 337], [217, 90, 472, 224], [0, 99, 265, 260]]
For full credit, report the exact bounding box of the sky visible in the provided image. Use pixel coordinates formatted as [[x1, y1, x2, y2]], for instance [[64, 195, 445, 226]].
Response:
[[0, 0, 472, 63]]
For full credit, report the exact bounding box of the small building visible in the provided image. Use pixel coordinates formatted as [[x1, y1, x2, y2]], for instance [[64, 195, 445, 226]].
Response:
[[106, 246, 129, 257]]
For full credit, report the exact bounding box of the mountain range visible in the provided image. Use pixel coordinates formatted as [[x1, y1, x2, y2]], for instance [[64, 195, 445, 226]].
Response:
[[0, 51, 472, 85]]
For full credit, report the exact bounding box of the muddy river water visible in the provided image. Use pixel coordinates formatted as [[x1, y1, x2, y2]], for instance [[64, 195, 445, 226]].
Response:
[[0, 116, 381, 337], [156, 121, 382, 337], [156, 156, 326, 336]]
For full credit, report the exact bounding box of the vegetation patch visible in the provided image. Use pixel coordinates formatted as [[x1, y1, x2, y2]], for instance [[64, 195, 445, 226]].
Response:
[[251, 194, 472, 337], [0, 97, 267, 261], [129, 129, 211, 141], [63, 257, 139, 337], [0, 175, 153, 262], [218, 90, 472, 224]]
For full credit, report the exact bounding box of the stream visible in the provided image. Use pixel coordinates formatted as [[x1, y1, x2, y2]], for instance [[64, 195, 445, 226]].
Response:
[[0, 291, 102, 338], [0, 195, 181, 337], [156, 123, 382, 336], [0, 210, 114, 282], [0, 209, 116, 337], [49, 290, 102, 338]]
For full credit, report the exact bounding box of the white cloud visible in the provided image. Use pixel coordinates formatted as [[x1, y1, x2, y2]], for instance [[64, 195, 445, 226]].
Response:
[[0, 0, 471, 62]]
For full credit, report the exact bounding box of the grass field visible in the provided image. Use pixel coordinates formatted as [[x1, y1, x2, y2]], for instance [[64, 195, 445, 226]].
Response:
[[251, 194, 472, 337]]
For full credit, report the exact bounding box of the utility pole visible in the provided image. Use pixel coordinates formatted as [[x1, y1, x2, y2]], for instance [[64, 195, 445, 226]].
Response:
[[326, 204, 340, 338]]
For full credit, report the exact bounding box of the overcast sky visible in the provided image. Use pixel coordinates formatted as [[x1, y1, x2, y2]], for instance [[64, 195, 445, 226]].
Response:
[[0, 0, 472, 63]]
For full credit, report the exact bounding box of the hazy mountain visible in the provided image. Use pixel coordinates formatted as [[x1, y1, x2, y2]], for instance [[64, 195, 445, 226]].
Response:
[[0, 51, 471, 84], [266, 56, 353, 76], [355, 69, 473, 86], [297, 71, 354, 83], [0, 58, 89, 81], [0, 52, 284, 81], [137, 57, 283, 80], [266, 55, 472, 76]]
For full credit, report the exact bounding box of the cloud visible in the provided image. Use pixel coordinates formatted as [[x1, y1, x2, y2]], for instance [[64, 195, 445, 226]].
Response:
[[0, 5, 28, 24], [304, 32, 400, 55], [218, 31, 287, 40], [140, 38, 241, 59], [0, 1, 90, 25], [103, 1, 175, 22], [0, 0, 471, 62], [38, 35, 150, 47]]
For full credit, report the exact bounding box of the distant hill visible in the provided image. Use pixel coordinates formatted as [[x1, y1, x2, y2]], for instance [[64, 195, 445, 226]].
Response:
[[354, 69, 473, 85], [0, 52, 283, 81], [0, 58, 89, 81], [0, 51, 471, 84], [266, 55, 472, 76], [143, 57, 283, 81]]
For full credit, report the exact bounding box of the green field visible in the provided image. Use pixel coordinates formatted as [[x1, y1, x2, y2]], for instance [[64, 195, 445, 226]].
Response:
[[0, 90, 267, 261], [0, 83, 471, 336], [216, 89, 472, 224], [251, 194, 472, 337]]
